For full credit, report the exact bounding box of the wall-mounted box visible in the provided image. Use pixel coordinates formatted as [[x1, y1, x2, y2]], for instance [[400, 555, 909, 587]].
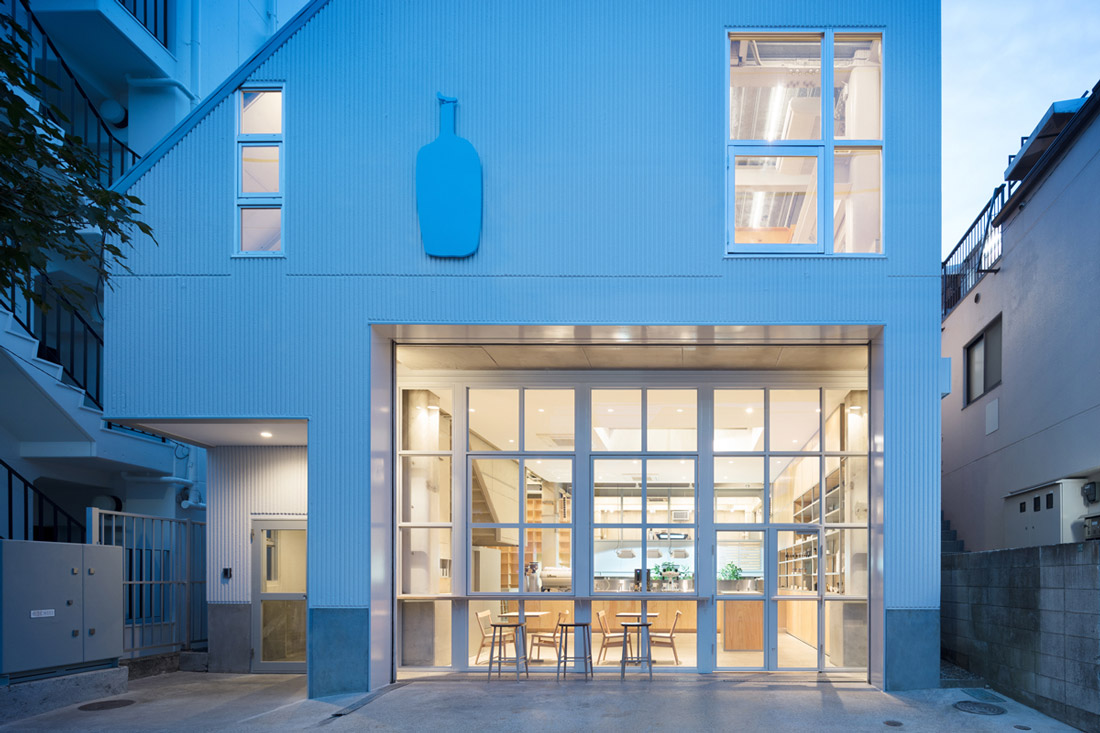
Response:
[[1003, 480, 1089, 548], [0, 540, 122, 679]]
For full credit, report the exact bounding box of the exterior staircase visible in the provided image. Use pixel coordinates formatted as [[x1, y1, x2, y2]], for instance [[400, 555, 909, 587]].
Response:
[[941, 514, 966, 554]]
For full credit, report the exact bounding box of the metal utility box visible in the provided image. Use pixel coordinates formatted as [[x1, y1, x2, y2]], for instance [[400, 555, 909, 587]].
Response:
[[1003, 480, 1089, 548], [0, 540, 122, 679]]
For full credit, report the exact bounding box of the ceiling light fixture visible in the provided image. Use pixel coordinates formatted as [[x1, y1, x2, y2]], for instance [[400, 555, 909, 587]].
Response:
[[260, 431, 273, 438]]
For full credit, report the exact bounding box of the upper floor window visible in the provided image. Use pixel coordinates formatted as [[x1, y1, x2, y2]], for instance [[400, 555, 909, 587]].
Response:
[[727, 33, 882, 255], [966, 317, 1001, 404], [237, 88, 283, 255]]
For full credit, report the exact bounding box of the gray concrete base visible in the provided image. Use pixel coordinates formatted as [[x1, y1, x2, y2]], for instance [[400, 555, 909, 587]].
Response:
[[120, 653, 179, 680], [179, 652, 208, 672], [885, 608, 939, 690], [208, 603, 251, 673], [307, 607, 370, 698], [0, 666, 127, 724]]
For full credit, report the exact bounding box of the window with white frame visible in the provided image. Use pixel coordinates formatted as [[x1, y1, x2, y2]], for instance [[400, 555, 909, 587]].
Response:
[[727, 32, 882, 255], [965, 316, 1001, 405], [237, 87, 283, 254]]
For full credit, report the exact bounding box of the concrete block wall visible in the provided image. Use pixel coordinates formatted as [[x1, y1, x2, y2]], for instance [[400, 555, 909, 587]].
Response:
[[941, 542, 1100, 732]]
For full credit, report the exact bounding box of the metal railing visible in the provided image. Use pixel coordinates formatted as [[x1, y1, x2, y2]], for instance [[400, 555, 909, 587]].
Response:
[[88, 509, 208, 656], [941, 182, 1017, 317], [116, 0, 169, 48], [2, 0, 140, 186], [105, 422, 170, 443], [1, 458, 85, 543], [0, 270, 104, 409]]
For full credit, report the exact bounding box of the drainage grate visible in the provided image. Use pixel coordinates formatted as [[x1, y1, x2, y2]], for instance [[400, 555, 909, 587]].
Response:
[[78, 699, 135, 712], [954, 701, 1006, 716], [961, 688, 1005, 702]]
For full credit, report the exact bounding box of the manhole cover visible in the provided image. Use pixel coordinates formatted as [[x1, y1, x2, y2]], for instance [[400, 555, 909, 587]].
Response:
[[78, 699, 135, 712], [954, 701, 1006, 716]]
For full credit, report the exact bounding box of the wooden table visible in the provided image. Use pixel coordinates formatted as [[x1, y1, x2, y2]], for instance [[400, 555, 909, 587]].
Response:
[[500, 611, 548, 619]]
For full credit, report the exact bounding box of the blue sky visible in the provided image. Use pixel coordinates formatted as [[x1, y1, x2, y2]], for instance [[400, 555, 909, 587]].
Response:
[[942, 0, 1100, 256]]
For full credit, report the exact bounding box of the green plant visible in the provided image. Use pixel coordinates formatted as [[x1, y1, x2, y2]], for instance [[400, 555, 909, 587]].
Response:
[[652, 560, 680, 576], [718, 562, 742, 581]]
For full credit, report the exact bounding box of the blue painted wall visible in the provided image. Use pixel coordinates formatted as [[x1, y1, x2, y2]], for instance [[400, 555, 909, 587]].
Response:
[[106, 0, 941, 688]]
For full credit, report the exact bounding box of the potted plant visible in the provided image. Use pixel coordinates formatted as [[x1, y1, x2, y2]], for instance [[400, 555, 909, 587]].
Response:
[[718, 562, 742, 593]]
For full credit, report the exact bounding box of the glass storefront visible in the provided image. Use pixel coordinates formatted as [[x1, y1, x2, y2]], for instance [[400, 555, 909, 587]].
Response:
[[396, 367, 870, 675]]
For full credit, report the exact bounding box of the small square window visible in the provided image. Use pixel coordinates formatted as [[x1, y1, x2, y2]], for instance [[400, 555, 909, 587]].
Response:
[[1033, 496, 1041, 512], [240, 208, 282, 252], [241, 146, 280, 193], [241, 91, 282, 135], [1046, 493, 1054, 510]]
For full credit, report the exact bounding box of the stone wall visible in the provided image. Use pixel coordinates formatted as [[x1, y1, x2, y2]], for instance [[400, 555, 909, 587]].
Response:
[[941, 542, 1100, 732]]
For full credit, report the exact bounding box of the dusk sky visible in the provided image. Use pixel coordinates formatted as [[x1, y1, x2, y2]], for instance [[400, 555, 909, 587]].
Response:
[[942, 0, 1100, 255]]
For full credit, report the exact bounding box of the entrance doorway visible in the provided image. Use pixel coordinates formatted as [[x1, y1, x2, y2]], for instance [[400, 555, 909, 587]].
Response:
[[252, 519, 307, 672]]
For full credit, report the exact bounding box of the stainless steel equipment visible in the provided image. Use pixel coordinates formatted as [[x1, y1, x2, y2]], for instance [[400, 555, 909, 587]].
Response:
[[539, 566, 572, 590]]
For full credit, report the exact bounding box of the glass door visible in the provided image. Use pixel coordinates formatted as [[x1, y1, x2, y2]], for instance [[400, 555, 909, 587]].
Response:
[[252, 520, 307, 672]]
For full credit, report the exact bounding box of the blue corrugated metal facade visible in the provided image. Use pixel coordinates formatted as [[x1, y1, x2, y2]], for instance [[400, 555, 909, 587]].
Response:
[[107, 0, 941, 694]]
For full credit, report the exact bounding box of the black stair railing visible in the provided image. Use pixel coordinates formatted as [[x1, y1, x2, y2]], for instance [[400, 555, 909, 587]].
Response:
[[941, 181, 1017, 318], [3, 0, 140, 186], [0, 270, 104, 409], [1, 458, 85, 543], [115, 0, 169, 48]]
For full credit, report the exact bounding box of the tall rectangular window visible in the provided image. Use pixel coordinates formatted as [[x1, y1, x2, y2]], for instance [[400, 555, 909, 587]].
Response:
[[728, 32, 882, 255], [966, 317, 1002, 404], [237, 88, 283, 254]]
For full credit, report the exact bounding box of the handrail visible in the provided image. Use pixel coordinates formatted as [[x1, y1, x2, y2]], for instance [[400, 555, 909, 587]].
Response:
[[115, 0, 169, 48], [0, 269, 105, 409], [3, 0, 140, 186], [1, 457, 86, 543], [941, 181, 1017, 318]]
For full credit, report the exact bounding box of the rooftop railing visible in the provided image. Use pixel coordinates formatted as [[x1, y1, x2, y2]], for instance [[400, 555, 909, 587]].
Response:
[[941, 181, 1016, 318]]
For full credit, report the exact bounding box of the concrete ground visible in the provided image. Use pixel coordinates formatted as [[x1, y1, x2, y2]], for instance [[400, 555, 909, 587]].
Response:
[[0, 671, 1079, 732]]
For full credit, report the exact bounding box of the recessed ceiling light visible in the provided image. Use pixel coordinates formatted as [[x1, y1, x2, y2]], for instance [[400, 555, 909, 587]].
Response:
[[676, 408, 684, 413], [607, 408, 614, 413], [538, 408, 545, 413], [850, 405, 861, 410], [427, 405, 439, 411], [508, 439, 515, 443], [745, 407, 753, 414], [468, 408, 476, 413], [260, 431, 273, 439], [815, 408, 821, 413]]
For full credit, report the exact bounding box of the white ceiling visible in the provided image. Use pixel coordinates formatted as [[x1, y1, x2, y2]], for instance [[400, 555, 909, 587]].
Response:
[[114, 419, 308, 448], [397, 344, 868, 372]]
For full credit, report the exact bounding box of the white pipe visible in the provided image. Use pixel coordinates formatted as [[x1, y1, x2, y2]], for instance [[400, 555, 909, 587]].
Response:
[[126, 75, 198, 101], [121, 472, 194, 487], [181, 500, 206, 510]]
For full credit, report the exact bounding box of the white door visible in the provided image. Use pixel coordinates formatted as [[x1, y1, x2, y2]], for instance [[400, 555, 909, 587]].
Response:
[[252, 519, 307, 672]]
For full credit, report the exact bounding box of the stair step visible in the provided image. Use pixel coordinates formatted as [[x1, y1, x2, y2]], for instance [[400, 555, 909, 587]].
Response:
[[942, 529, 957, 542], [942, 539, 965, 553], [942, 519, 950, 531]]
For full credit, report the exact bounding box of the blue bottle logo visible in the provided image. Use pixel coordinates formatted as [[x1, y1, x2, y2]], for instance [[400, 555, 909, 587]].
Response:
[[416, 93, 482, 258]]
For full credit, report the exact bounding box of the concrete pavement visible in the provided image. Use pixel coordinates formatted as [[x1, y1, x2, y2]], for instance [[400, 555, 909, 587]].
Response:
[[0, 671, 1079, 732]]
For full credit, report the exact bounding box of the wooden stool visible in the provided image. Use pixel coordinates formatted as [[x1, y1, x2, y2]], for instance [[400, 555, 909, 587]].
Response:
[[619, 621, 652, 680], [556, 622, 594, 681], [488, 621, 528, 681]]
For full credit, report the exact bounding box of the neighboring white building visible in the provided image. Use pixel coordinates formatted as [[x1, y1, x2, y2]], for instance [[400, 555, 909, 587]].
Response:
[[106, 0, 943, 696], [941, 82, 1100, 552], [1, 0, 303, 551]]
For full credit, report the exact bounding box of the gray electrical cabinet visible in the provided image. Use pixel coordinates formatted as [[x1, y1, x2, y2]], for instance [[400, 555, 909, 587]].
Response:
[[0, 540, 122, 679]]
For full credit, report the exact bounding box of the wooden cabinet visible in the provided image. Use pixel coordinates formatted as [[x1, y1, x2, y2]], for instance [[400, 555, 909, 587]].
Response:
[[721, 602, 763, 651]]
